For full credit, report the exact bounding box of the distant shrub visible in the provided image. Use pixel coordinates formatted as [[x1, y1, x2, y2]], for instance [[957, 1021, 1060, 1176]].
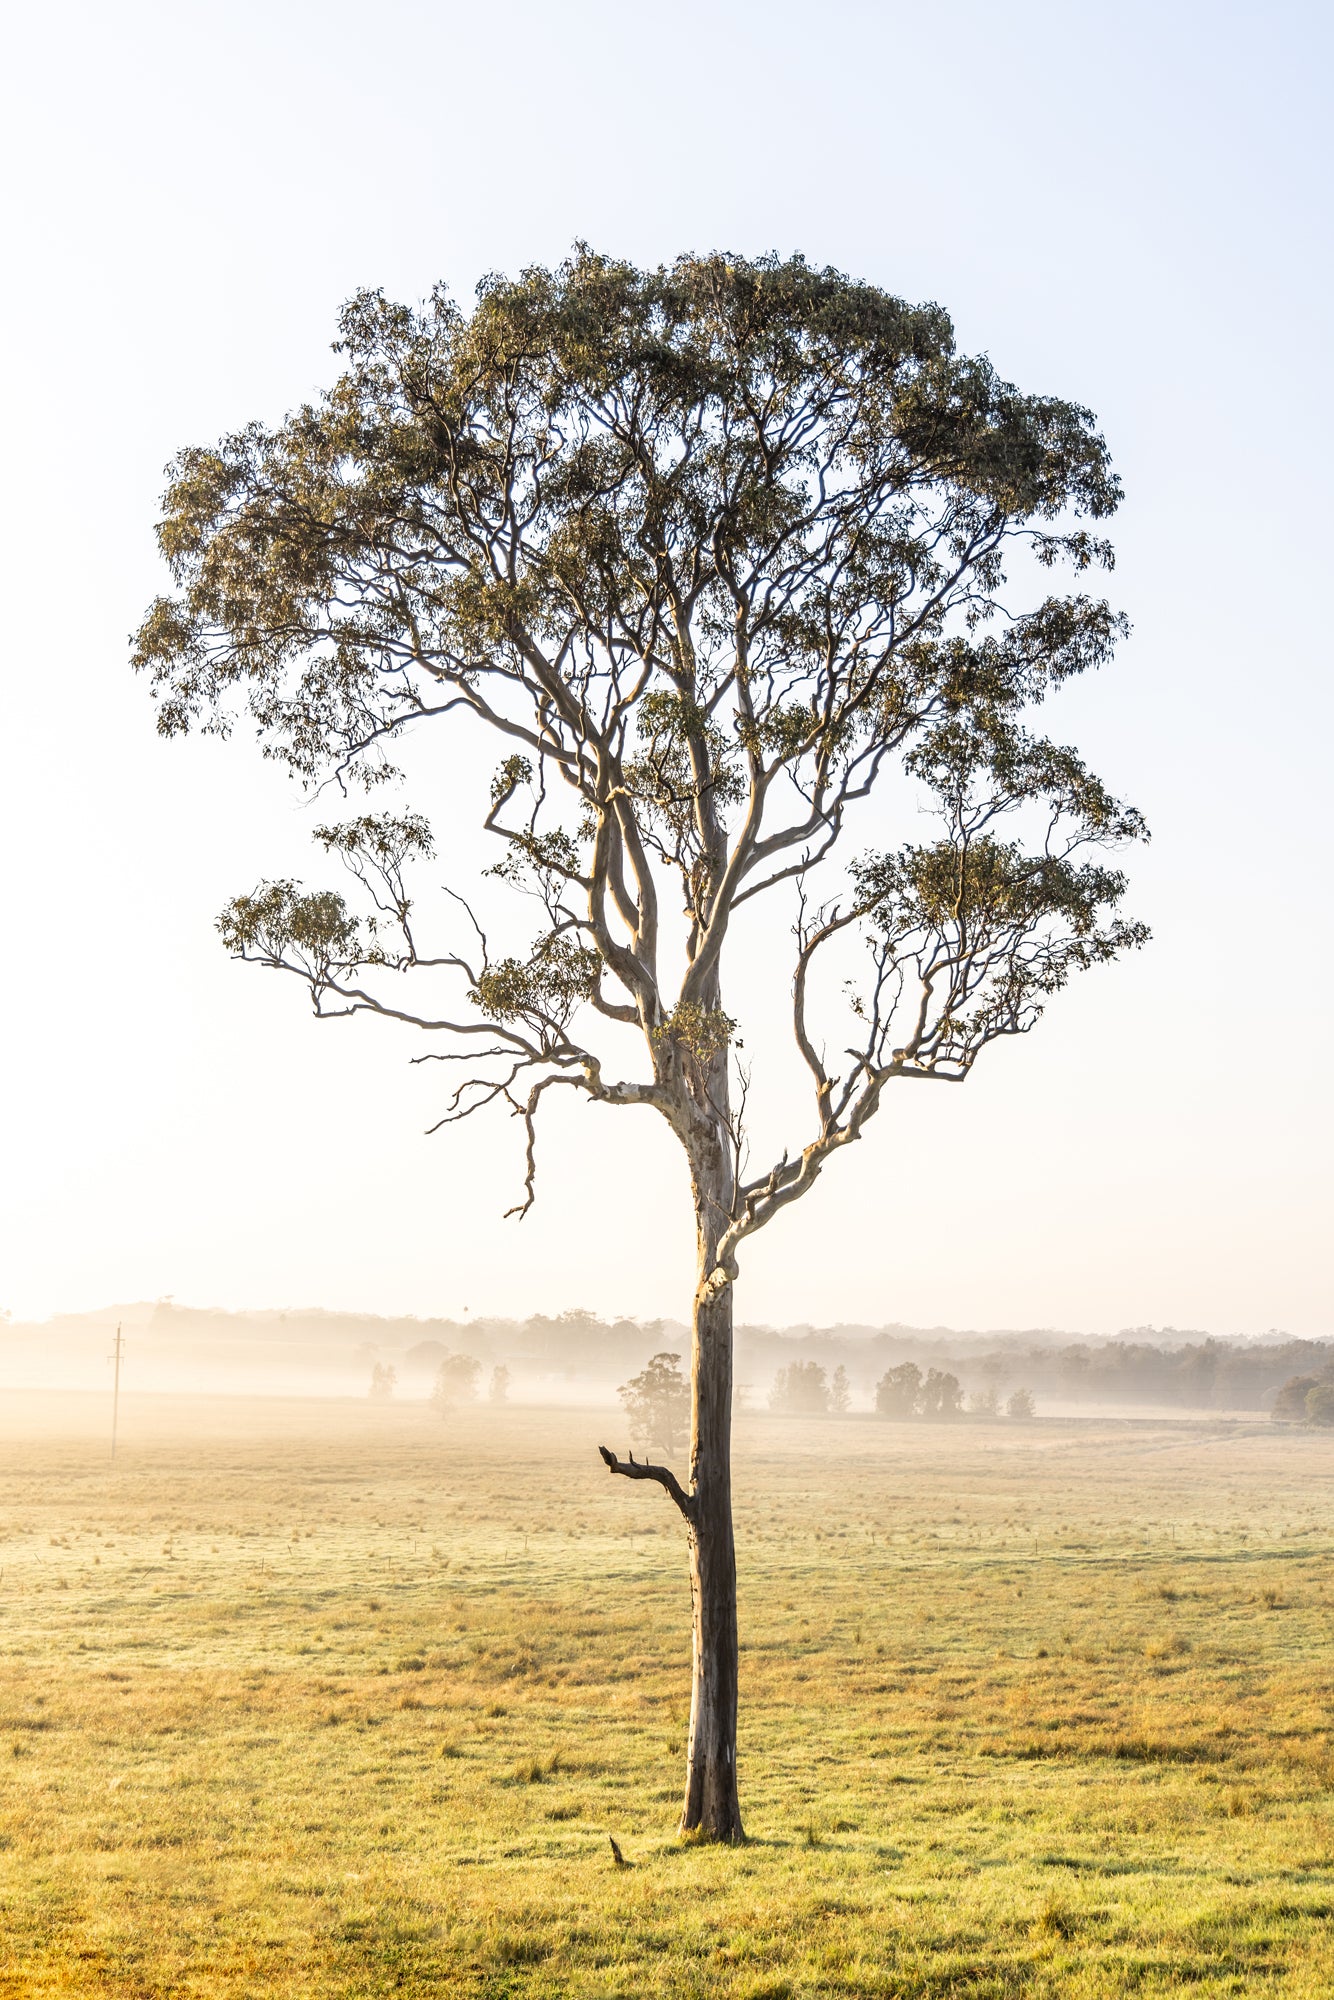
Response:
[[368, 1363, 396, 1402], [969, 1387, 1001, 1416], [830, 1365, 852, 1415], [770, 1362, 830, 1415], [1006, 1387, 1037, 1420]]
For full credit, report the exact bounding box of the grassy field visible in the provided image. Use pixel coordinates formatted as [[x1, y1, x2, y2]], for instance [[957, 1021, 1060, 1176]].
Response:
[[3, 1394, 1334, 1997]]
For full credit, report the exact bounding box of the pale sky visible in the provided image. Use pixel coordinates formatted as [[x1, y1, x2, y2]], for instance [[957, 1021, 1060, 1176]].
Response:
[[1, 0, 1330, 1336]]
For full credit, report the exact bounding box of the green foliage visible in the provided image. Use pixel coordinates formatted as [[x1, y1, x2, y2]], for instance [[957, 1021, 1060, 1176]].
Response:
[[135, 244, 1145, 1308], [469, 935, 599, 1028], [490, 755, 532, 805], [134, 243, 1135, 897], [217, 881, 360, 982], [627, 692, 746, 852], [485, 828, 582, 889], [652, 1002, 737, 1065], [314, 813, 434, 868], [848, 832, 1145, 1073]]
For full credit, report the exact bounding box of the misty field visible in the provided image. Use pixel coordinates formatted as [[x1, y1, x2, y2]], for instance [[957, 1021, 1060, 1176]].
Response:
[[3, 1399, 1334, 1997]]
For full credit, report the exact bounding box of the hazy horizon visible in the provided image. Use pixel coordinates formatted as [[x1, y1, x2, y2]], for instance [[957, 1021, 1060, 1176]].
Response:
[[5, 1296, 1326, 1423], [1, 1294, 1307, 1344]]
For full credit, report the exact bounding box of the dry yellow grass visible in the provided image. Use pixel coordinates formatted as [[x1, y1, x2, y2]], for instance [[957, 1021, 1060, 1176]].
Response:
[[3, 1393, 1334, 1995]]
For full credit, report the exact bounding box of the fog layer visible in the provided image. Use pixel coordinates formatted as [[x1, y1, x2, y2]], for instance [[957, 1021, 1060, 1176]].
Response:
[[2, 1302, 1326, 1418]]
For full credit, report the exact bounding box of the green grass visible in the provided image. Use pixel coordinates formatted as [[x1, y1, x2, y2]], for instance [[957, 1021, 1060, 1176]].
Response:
[[3, 1393, 1334, 1994]]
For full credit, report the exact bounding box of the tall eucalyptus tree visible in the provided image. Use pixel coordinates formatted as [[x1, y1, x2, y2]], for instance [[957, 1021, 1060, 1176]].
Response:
[[134, 249, 1146, 1839]]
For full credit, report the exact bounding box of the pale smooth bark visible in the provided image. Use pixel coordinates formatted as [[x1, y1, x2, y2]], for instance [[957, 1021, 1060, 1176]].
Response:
[[681, 1148, 743, 1840], [599, 1033, 746, 1837]]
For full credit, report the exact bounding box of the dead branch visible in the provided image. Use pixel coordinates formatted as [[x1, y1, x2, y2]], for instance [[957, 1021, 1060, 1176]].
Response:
[[597, 1444, 696, 1523]]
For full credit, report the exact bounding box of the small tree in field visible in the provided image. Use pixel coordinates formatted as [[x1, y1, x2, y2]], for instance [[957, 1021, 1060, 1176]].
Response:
[[619, 1351, 690, 1454], [430, 1352, 481, 1412], [1006, 1386, 1036, 1420], [830, 1365, 852, 1414], [368, 1363, 396, 1402], [875, 1361, 923, 1418], [770, 1360, 831, 1414], [920, 1367, 965, 1421], [133, 249, 1145, 1838]]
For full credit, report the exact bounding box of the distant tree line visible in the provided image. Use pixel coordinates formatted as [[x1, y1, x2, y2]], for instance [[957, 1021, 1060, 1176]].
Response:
[[746, 1332, 1332, 1414], [133, 1302, 1326, 1416], [873, 1364, 1034, 1420], [762, 1360, 1034, 1419], [971, 1336, 1327, 1412]]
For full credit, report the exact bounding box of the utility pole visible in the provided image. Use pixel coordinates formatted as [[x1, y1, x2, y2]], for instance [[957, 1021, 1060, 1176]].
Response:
[[110, 1323, 124, 1463]]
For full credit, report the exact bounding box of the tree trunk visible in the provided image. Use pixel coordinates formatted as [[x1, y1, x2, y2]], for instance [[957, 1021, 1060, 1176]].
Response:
[[680, 1147, 744, 1841]]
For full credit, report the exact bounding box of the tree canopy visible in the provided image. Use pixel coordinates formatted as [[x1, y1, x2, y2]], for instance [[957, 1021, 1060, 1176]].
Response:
[[135, 247, 1146, 1268]]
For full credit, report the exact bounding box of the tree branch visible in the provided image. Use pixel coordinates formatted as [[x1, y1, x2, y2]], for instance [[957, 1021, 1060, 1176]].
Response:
[[597, 1444, 696, 1523]]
